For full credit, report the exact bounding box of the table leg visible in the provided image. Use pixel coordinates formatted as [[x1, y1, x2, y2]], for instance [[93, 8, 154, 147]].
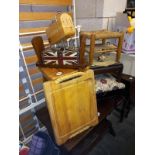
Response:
[[116, 33, 124, 62]]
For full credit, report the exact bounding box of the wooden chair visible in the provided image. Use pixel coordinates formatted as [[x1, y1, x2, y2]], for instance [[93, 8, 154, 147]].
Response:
[[31, 36, 79, 81]]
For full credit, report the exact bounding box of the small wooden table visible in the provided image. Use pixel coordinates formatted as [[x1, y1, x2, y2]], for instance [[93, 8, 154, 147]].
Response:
[[80, 30, 124, 65]]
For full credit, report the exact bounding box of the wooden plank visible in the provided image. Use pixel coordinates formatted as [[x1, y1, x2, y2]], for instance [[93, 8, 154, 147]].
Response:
[[20, 12, 58, 21], [21, 40, 49, 51], [19, 84, 25, 92], [19, 12, 72, 21], [32, 78, 43, 86], [19, 0, 72, 6], [20, 114, 33, 123], [19, 27, 47, 37], [28, 67, 40, 75], [25, 55, 38, 64]]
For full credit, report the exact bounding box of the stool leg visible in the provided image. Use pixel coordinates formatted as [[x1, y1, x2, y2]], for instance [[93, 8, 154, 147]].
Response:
[[106, 118, 116, 137], [120, 98, 128, 122], [116, 33, 124, 62], [89, 34, 96, 66], [102, 39, 106, 45], [79, 35, 86, 65]]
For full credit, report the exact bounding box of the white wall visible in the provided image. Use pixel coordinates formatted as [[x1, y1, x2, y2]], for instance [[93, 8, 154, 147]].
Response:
[[75, 0, 127, 31]]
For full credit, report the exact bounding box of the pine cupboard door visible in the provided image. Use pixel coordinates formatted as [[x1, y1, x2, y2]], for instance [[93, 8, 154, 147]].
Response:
[[43, 70, 98, 145]]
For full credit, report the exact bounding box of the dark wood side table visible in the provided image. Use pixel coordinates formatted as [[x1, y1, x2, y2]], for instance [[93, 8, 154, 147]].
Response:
[[121, 73, 135, 117], [35, 63, 127, 154]]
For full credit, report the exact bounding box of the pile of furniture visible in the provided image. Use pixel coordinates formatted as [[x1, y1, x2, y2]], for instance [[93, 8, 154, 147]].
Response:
[[30, 12, 134, 154]]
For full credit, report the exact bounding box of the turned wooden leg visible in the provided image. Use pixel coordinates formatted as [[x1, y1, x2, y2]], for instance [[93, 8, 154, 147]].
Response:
[[116, 33, 124, 62], [89, 34, 96, 66], [79, 35, 86, 65]]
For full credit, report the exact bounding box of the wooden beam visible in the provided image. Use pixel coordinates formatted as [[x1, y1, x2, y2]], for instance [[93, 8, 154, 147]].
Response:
[[19, 0, 72, 6]]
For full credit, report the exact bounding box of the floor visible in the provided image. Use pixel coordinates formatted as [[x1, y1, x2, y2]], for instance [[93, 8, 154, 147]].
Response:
[[88, 106, 135, 155]]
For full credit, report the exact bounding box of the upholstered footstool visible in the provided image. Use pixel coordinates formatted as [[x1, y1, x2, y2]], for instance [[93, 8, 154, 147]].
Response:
[[95, 74, 125, 93]]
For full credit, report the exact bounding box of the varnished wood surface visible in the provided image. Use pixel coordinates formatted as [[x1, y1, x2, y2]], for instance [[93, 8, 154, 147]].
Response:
[[40, 67, 78, 81], [43, 70, 98, 145]]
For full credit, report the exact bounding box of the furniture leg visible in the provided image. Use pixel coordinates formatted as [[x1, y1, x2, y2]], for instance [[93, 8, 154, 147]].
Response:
[[116, 33, 124, 62], [79, 35, 86, 65], [89, 34, 96, 65], [120, 98, 128, 122], [105, 118, 116, 137]]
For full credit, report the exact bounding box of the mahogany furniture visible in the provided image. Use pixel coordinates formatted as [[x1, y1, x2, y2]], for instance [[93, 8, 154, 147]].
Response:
[[31, 36, 87, 70], [121, 73, 135, 117]]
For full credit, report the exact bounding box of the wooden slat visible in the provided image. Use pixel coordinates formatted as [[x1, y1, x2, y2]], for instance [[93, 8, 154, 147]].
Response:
[[32, 78, 43, 86], [19, 27, 47, 37], [25, 55, 38, 64], [19, 84, 25, 92], [20, 114, 33, 123], [19, 0, 72, 6], [19, 12, 72, 21], [21, 40, 49, 51], [20, 12, 58, 21], [28, 67, 40, 75]]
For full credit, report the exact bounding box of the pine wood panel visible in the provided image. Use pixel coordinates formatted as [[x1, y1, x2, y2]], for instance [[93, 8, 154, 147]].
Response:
[[43, 70, 98, 145], [20, 114, 33, 123], [21, 40, 49, 51], [25, 55, 38, 64], [19, 84, 25, 92], [32, 78, 43, 86], [19, 27, 47, 37], [20, 12, 58, 21], [28, 67, 40, 75], [19, 12, 72, 21], [19, 0, 72, 6]]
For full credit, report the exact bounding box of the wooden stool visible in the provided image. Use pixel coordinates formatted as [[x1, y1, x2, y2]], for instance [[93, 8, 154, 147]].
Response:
[[80, 30, 124, 65]]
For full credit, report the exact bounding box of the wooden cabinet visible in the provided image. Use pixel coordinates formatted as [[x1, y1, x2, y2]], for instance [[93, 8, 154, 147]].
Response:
[[43, 70, 98, 145]]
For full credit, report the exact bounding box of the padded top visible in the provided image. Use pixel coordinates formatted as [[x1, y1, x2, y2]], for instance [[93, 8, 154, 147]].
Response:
[[95, 74, 125, 93]]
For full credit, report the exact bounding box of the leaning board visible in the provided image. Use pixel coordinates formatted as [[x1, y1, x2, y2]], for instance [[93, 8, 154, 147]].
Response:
[[43, 69, 98, 145]]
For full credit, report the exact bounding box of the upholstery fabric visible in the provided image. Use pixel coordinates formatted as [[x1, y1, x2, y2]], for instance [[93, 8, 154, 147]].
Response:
[[42, 47, 79, 66], [95, 74, 125, 93]]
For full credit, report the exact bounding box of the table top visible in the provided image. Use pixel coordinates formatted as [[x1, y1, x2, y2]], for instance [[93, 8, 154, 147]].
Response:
[[40, 67, 78, 80]]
